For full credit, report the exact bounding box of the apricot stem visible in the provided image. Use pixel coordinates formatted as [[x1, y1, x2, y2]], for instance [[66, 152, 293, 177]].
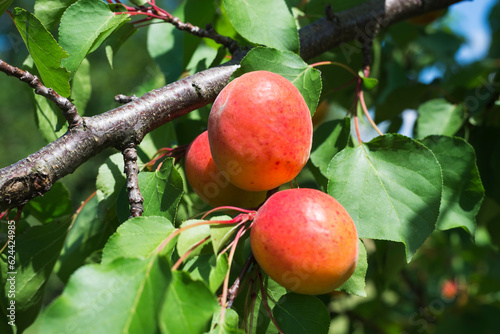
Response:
[[201, 206, 256, 219]]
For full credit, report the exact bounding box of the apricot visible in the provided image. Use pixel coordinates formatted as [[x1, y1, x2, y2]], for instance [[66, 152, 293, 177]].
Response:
[[184, 131, 267, 208], [207, 71, 312, 192], [250, 188, 358, 295]]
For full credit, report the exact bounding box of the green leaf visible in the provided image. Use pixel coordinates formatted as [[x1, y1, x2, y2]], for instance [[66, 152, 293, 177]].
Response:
[[415, 99, 466, 138], [159, 271, 219, 334], [140, 159, 184, 221], [11, 8, 71, 97], [336, 239, 368, 297], [102, 216, 176, 265], [358, 70, 379, 89], [1, 220, 70, 332], [56, 195, 114, 282], [362, 77, 379, 90], [177, 219, 211, 258], [209, 308, 243, 334], [223, 0, 299, 53], [209, 254, 229, 293], [24, 182, 72, 223], [311, 118, 351, 176], [59, 0, 130, 78], [236, 47, 322, 115], [96, 153, 126, 212], [182, 253, 228, 293], [273, 293, 330, 334], [118, 159, 184, 223], [71, 58, 91, 114], [420, 136, 484, 235], [327, 134, 443, 261], [33, 92, 68, 142], [39, 256, 171, 333], [34, 0, 78, 31], [209, 215, 238, 254], [0, 0, 13, 18]]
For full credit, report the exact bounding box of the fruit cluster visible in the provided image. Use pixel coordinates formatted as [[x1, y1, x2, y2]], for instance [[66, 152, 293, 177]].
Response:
[[185, 70, 358, 294]]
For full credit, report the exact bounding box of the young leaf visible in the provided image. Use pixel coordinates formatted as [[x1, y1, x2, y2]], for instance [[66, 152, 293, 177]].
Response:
[[235, 47, 322, 115], [273, 293, 330, 334], [415, 99, 466, 138], [39, 256, 172, 334], [420, 135, 484, 235], [358, 70, 379, 89], [10, 8, 70, 97], [336, 239, 368, 297], [102, 216, 176, 265], [327, 134, 443, 261], [223, 0, 299, 53], [58, 0, 130, 78], [1, 220, 70, 332], [159, 271, 219, 334]]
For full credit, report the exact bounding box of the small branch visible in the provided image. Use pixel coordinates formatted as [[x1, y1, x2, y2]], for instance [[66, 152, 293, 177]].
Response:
[[115, 1, 239, 53], [0, 60, 82, 128], [115, 94, 138, 104], [123, 145, 144, 218]]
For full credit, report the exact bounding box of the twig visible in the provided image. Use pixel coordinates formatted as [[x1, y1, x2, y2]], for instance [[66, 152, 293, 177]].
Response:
[[115, 1, 239, 53], [0, 60, 82, 128], [123, 145, 144, 218]]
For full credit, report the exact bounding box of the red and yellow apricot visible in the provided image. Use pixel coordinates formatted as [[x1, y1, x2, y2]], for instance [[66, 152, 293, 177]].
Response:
[[250, 188, 358, 295], [208, 71, 312, 192]]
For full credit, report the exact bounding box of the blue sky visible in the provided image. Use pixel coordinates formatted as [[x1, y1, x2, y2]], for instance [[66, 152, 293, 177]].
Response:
[[448, 0, 497, 64]]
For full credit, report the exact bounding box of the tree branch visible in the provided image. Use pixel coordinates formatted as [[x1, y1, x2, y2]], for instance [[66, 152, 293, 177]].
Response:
[[0, 0, 464, 211]]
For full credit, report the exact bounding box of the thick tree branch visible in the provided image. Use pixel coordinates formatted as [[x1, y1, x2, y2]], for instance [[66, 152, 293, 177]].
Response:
[[0, 0, 464, 211]]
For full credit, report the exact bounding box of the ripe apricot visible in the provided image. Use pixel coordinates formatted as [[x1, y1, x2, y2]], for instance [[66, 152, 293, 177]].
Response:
[[208, 71, 312, 192], [184, 131, 267, 208], [250, 188, 358, 295]]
